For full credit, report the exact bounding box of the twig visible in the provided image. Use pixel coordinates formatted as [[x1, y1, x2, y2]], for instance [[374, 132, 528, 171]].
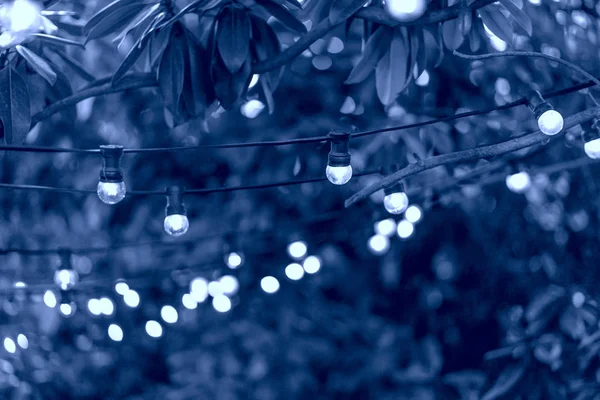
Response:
[[453, 50, 600, 89], [344, 107, 600, 207]]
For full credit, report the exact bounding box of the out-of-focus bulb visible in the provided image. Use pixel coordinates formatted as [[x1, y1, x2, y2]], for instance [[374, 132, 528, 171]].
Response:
[[97, 181, 126, 205], [226, 252, 243, 269], [219, 275, 239, 296], [114, 280, 129, 295], [60, 302, 76, 317], [0, 0, 41, 33], [287, 241, 307, 259], [108, 324, 123, 342], [285, 263, 305, 281], [87, 298, 101, 316], [43, 290, 57, 308], [405, 205, 422, 223], [212, 295, 232, 313], [303, 255, 321, 274], [375, 218, 396, 237], [3, 337, 16, 354], [505, 172, 531, 193], [17, 334, 28, 349], [123, 289, 140, 308], [537, 110, 563, 136], [99, 297, 114, 316], [584, 138, 600, 159], [190, 277, 208, 303], [326, 165, 353, 185], [160, 305, 178, 324], [383, 192, 409, 214], [164, 214, 189, 236], [145, 320, 163, 338], [397, 219, 414, 239], [368, 234, 390, 255], [383, 0, 427, 22], [261, 276, 280, 294], [53, 269, 78, 291], [182, 293, 197, 310]]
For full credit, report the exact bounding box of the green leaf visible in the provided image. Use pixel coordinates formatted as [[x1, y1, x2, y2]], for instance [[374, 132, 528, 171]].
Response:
[[500, 0, 532, 36], [158, 28, 186, 114], [0, 67, 31, 145], [329, 0, 368, 25], [31, 33, 85, 48], [15, 45, 57, 86], [345, 27, 392, 85], [84, 1, 150, 44], [217, 6, 251, 74], [375, 27, 409, 106], [254, 0, 307, 33], [112, 30, 153, 85], [481, 363, 526, 400], [478, 4, 514, 44]]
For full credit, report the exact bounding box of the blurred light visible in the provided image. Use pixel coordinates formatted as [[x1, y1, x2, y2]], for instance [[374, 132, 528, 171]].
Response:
[[190, 277, 208, 302], [99, 297, 115, 316], [87, 298, 101, 316], [160, 305, 178, 324], [495, 77, 511, 96], [97, 181, 126, 205], [43, 290, 57, 308], [260, 276, 280, 294], [584, 138, 600, 159], [416, 70, 429, 86], [303, 255, 321, 274], [490, 36, 507, 51], [326, 165, 353, 185], [375, 218, 397, 237], [182, 293, 197, 310], [368, 234, 390, 255], [538, 110, 563, 136], [327, 36, 344, 54], [285, 263, 305, 280], [164, 214, 189, 237], [397, 220, 415, 239], [506, 172, 531, 193], [340, 96, 356, 114], [2, 0, 41, 32], [208, 281, 224, 297], [16, 334, 27, 349], [108, 324, 123, 342], [572, 291, 585, 308], [145, 320, 163, 338], [3, 338, 15, 354], [287, 241, 307, 259], [53, 269, 78, 290], [248, 74, 259, 89], [226, 252, 243, 269], [123, 289, 140, 308], [212, 295, 232, 313], [241, 99, 265, 119], [384, 192, 409, 214], [13, 281, 26, 288], [383, 0, 427, 22], [219, 275, 239, 296], [59, 303, 75, 317], [114, 281, 129, 295], [405, 205, 422, 223]]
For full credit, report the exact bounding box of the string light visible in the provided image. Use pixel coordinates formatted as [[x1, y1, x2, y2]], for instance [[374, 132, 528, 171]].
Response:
[[285, 263, 305, 280], [99, 297, 115, 316], [164, 186, 189, 237], [16, 334, 28, 349], [59, 302, 76, 317], [302, 255, 321, 274], [97, 145, 126, 204], [505, 171, 531, 193], [375, 218, 397, 237], [43, 290, 57, 308], [190, 277, 209, 303], [326, 131, 352, 185], [123, 289, 140, 308], [383, 0, 427, 22], [208, 281, 224, 297], [405, 205, 422, 224], [582, 118, 600, 159], [0, 0, 41, 33], [383, 182, 409, 215], [87, 298, 102, 316], [368, 234, 390, 255], [114, 280, 129, 295], [160, 305, 178, 324], [13, 281, 26, 288], [212, 295, 232, 313], [145, 320, 163, 338], [3, 337, 16, 354], [226, 252, 243, 269], [182, 293, 197, 310], [397, 219, 415, 239], [527, 90, 563, 136], [287, 241, 307, 259], [107, 324, 123, 342], [53, 250, 78, 290], [219, 275, 239, 296], [260, 276, 280, 293]]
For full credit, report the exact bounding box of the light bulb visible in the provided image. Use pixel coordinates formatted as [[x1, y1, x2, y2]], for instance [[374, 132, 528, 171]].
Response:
[[287, 241, 307, 259], [17, 334, 28, 349], [505, 172, 531, 193], [160, 305, 178, 324], [164, 214, 189, 236], [145, 320, 163, 338], [123, 289, 140, 308], [261, 276, 280, 294], [114, 280, 129, 295], [87, 298, 101, 316], [397, 219, 414, 239], [219, 275, 239, 296], [383, 192, 409, 214], [537, 110, 563, 136], [212, 295, 232, 313], [326, 165, 353, 185], [59, 302, 76, 317], [108, 324, 123, 342], [226, 252, 243, 269], [0, 0, 41, 33], [285, 263, 305, 281], [368, 234, 390, 255], [383, 0, 427, 22], [43, 290, 57, 308], [3, 337, 16, 354], [405, 205, 422, 223], [97, 181, 126, 204], [53, 269, 78, 291], [182, 294, 197, 310], [584, 138, 600, 159], [303, 255, 321, 274]]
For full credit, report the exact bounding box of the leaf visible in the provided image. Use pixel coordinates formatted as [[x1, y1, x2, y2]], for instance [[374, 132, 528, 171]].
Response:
[[345, 27, 392, 85], [250, 15, 283, 90], [458, 9, 473, 37], [414, 28, 427, 78], [15, 45, 57, 86], [442, 18, 465, 51], [329, 0, 368, 25], [375, 27, 409, 106], [158, 29, 186, 114], [424, 25, 444, 68], [254, 0, 307, 33], [148, 26, 172, 69], [559, 307, 586, 340], [217, 6, 251, 74], [468, 22, 482, 51], [212, 56, 252, 110], [182, 32, 213, 118], [260, 77, 275, 114], [0, 67, 31, 144], [113, 3, 161, 47], [45, 66, 76, 124], [112, 31, 152, 85], [84, 1, 150, 44], [50, 48, 96, 81], [478, 4, 514, 44], [481, 363, 526, 400], [500, 0, 532, 36], [30, 33, 85, 48]]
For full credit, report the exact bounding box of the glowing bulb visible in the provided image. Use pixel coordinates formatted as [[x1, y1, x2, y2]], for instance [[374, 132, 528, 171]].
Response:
[[43, 290, 57, 308], [226, 252, 243, 269], [123, 289, 140, 308], [13, 281, 26, 288], [368, 234, 390, 255], [219, 275, 239, 296], [287, 241, 307, 259], [160, 305, 178, 324], [505, 172, 531, 193], [212, 295, 232, 313], [261, 276, 280, 294], [326, 165, 353, 185], [303, 255, 321, 274], [384, 192, 409, 214], [99, 297, 114, 316], [145, 320, 163, 338], [537, 110, 563, 136], [285, 263, 305, 280], [2, 0, 41, 32], [375, 218, 397, 237], [114, 281, 129, 295], [53, 268, 78, 290], [397, 219, 415, 239], [383, 0, 427, 22], [17, 334, 28, 349], [3, 337, 16, 354], [164, 214, 189, 236], [182, 293, 197, 310], [108, 324, 123, 342], [97, 181, 126, 204], [584, 138, 600, 159], [190, 277, 208, 303], [208, 281, 224, 297], [87, 298, 101, 316], [405, 205, 422, 224], [59, 302, 76, 317]]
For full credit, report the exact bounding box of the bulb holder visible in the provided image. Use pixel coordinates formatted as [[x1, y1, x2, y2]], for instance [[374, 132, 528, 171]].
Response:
[[383, 181, 405, 196], [327, 131, 351, 167], [526, 90, 553, 120], [99, 145, 124, 183], [57, 248, 72, 269], [165, 185, 186, 217]]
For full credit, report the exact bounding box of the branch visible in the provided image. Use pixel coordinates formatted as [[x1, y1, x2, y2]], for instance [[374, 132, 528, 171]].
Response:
[[453, 50, 600, 89], [344, 107, 600, 207]]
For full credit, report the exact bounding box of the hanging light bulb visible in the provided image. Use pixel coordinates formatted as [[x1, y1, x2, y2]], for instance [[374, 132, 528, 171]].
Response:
[[59, 291, 76, 318], [53, 250, 78, 291], [383, 182, 409, 214], [505, 171, 531, 193], [164, 185, 189, 237], [383, 0, 427, 22], [527, 90, 563, 136], [326, 131, 352, 185], [97, 145, 126, 204], [582, 118, 600, 159]]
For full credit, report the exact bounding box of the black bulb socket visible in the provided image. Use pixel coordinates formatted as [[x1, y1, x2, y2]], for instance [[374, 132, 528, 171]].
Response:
[[384, 181, 405, 196], [99, 145, 124, 183], [327, 131, 351, 167], [165, 185, 186, 217], [526, 90, 554, 120]]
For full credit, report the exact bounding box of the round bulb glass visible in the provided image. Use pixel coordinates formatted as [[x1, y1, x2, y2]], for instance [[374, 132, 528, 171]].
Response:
[[97, 181, 126, 205], [368, 234, 390, 255], [537, 109, 563, 136], [383, 192, 409, 214], [164, 214, 189, 236], [287, 241, 307, 259], [397, 219, 415, 239], [584, 138, 600, 159], [505, 172, 531, 194], [87, 298, 101, 316], [326, 165, 353, 185], [405, 205, 422, 224], [43, 290, 57, 308], [53, 268, 78, 291], [384, 0, 427, 22], [261, 276, 280, 294]]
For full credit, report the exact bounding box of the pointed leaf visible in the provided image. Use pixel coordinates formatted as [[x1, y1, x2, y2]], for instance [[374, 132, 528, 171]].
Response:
[[182, 32, 213, 118], [500, 0, 532, 36], [481, 363, 526, 400], [158, 29, 186, 113], [148, 26, 172, 69], [112, 31, 152, 85], [345, 26, 392, 85], [260, 77, 275, 114], [212, 56, 251, 110], [250, 15, 282, 90], [442, 18, 465, 51], [254, 0, 307, 33], [478, 4, 514, 44], [329, 0, 368, 25], [50, 48, 96, 81], [85, 2, 150, 43], [15, 45, 57, 86], [375, 27, 409, 106], [31, 33, 85, 48], [44, 66, 76, 124], [424, 25, 444, 68], [0, 67, 30, 144], [468, 23, 482, 51], [217, 6, 251, 74], [113, 3, 161, 46], [414, 28, 427, 78]]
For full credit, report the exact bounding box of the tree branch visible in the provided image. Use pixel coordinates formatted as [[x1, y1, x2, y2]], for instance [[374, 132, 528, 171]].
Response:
[[344, 107, 600, 207]]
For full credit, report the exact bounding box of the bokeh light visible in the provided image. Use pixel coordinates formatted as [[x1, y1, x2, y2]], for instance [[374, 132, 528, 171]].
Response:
[[397, 220, 415, 239], [405, 205, 422, 224], [108, 324, 123, 342], [287, 241, 307, 259], [3, 337, 16, 354], [219, 275, 239, 296], [368, 234, 390, 255], [285, 263, 305, 280], [303, 256, 321, 274], [16, 334, 27, 349], [261, 276, 280, 294], [182, 293, 197, 310], [145, 320, 163, 338], [43, 290, 57, 308], [160, 305, 178, 324], [375, 218, 397, 237], [123, 290, 140, 308], [226, 252, 243, 269], [212, 295, 232, 313]]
